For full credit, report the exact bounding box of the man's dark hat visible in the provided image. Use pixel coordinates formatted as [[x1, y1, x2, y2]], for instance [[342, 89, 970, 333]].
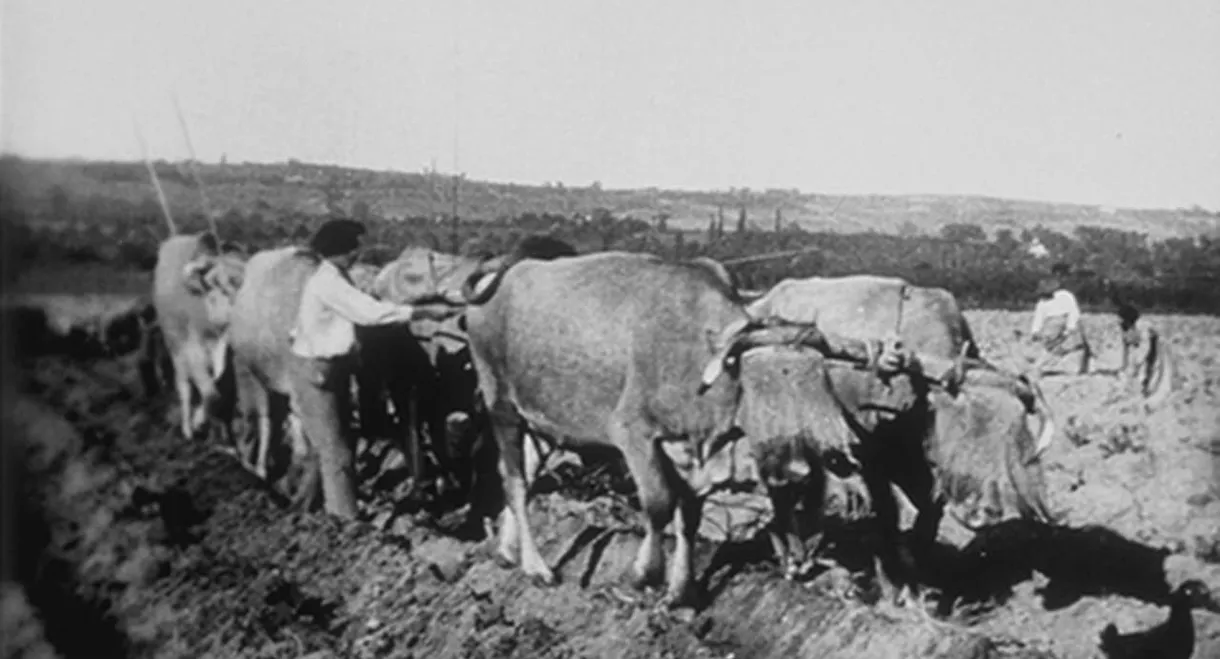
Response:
[[310, 219, 367, 257]]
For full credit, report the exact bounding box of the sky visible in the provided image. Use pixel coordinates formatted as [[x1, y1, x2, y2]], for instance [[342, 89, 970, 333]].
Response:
[[2, 0, 1218, 210]]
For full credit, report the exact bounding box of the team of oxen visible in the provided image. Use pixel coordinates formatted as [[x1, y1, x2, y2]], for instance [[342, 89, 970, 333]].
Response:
[[131, 230, 1059, 612]]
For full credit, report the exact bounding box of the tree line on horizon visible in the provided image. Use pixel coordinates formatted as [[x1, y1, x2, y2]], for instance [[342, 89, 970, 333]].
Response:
[[5, 190, 1219, 315]]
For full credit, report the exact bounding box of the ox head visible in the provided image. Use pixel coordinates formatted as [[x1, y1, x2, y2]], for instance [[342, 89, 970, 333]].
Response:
[[182, 251, 247, 328], [830, 346, 1058, 529], [920, 367, 1059, 529]]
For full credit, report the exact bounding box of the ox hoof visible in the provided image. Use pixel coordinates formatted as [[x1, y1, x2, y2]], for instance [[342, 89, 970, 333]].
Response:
[[873, 586, 930, 623], [626, 565, 666, 592], [654, 599, 697, 623], [789, 556, 832, 581], [593, 584, 645, 608], [659, 587, 701, 613], [209, 445, 240, 459], [528, 572, 559, 588], [492, 552, 517, 570], [521, 557, 557, 588]]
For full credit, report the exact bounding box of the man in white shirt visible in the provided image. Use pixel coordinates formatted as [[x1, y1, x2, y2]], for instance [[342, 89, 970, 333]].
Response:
[[289, 218, 460, 519], [1029, 278, 1091, 376]]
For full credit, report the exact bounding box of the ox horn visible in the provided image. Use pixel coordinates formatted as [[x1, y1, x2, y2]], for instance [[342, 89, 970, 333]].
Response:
[[696, 317, 755, 395]]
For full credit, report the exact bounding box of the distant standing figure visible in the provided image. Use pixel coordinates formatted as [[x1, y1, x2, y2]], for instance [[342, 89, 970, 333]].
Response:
[[1029, 278, 1091, 375], [1108, 283, 1177, 403], [289, 219, 460, 518], [1115, 299, 1146, 382]]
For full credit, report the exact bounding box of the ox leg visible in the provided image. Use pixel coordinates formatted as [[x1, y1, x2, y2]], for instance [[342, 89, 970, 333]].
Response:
[[767, 480, 827, 580], [288, 412, 323, 512], [231, 357, 271, 477], [382, 370, 427, 495], [608, 419, 673, 593], [402, 386, 425, 490], [181, 342, 219, 441], [172, 352, 195, 441], [664, 488, 703, 609], [862, 463, 910, 606], [765, 485, 800, 578], [190, 378, 220, 441], [355, 359, 386, 439], [252, 390, 274, 479], [137, 324, 165, 399], [462, 409, 504, 539], [488, 405, 554, 585]]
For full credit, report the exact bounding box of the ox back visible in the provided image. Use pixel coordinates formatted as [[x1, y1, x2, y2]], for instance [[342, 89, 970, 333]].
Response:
[[228, 246, 319, 397], [748, 275, 979, 360]]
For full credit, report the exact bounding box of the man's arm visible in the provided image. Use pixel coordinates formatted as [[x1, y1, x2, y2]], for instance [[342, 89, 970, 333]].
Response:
[[1063, 293, 1081, 332], [1030, 300, 1046, 336], [315, 267, 411, 326]]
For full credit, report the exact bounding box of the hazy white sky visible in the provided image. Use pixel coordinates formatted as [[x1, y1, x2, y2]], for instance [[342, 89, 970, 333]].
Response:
[[3, 0, 1218, 209]]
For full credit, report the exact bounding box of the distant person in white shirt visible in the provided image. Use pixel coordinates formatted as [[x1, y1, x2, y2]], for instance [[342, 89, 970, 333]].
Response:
[[289, 218, 460, 519], [1029, 278, 1092, 376]]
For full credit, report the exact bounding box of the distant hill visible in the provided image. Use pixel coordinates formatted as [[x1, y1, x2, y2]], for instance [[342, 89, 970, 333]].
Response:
[[2, 156, 1217, 239]]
